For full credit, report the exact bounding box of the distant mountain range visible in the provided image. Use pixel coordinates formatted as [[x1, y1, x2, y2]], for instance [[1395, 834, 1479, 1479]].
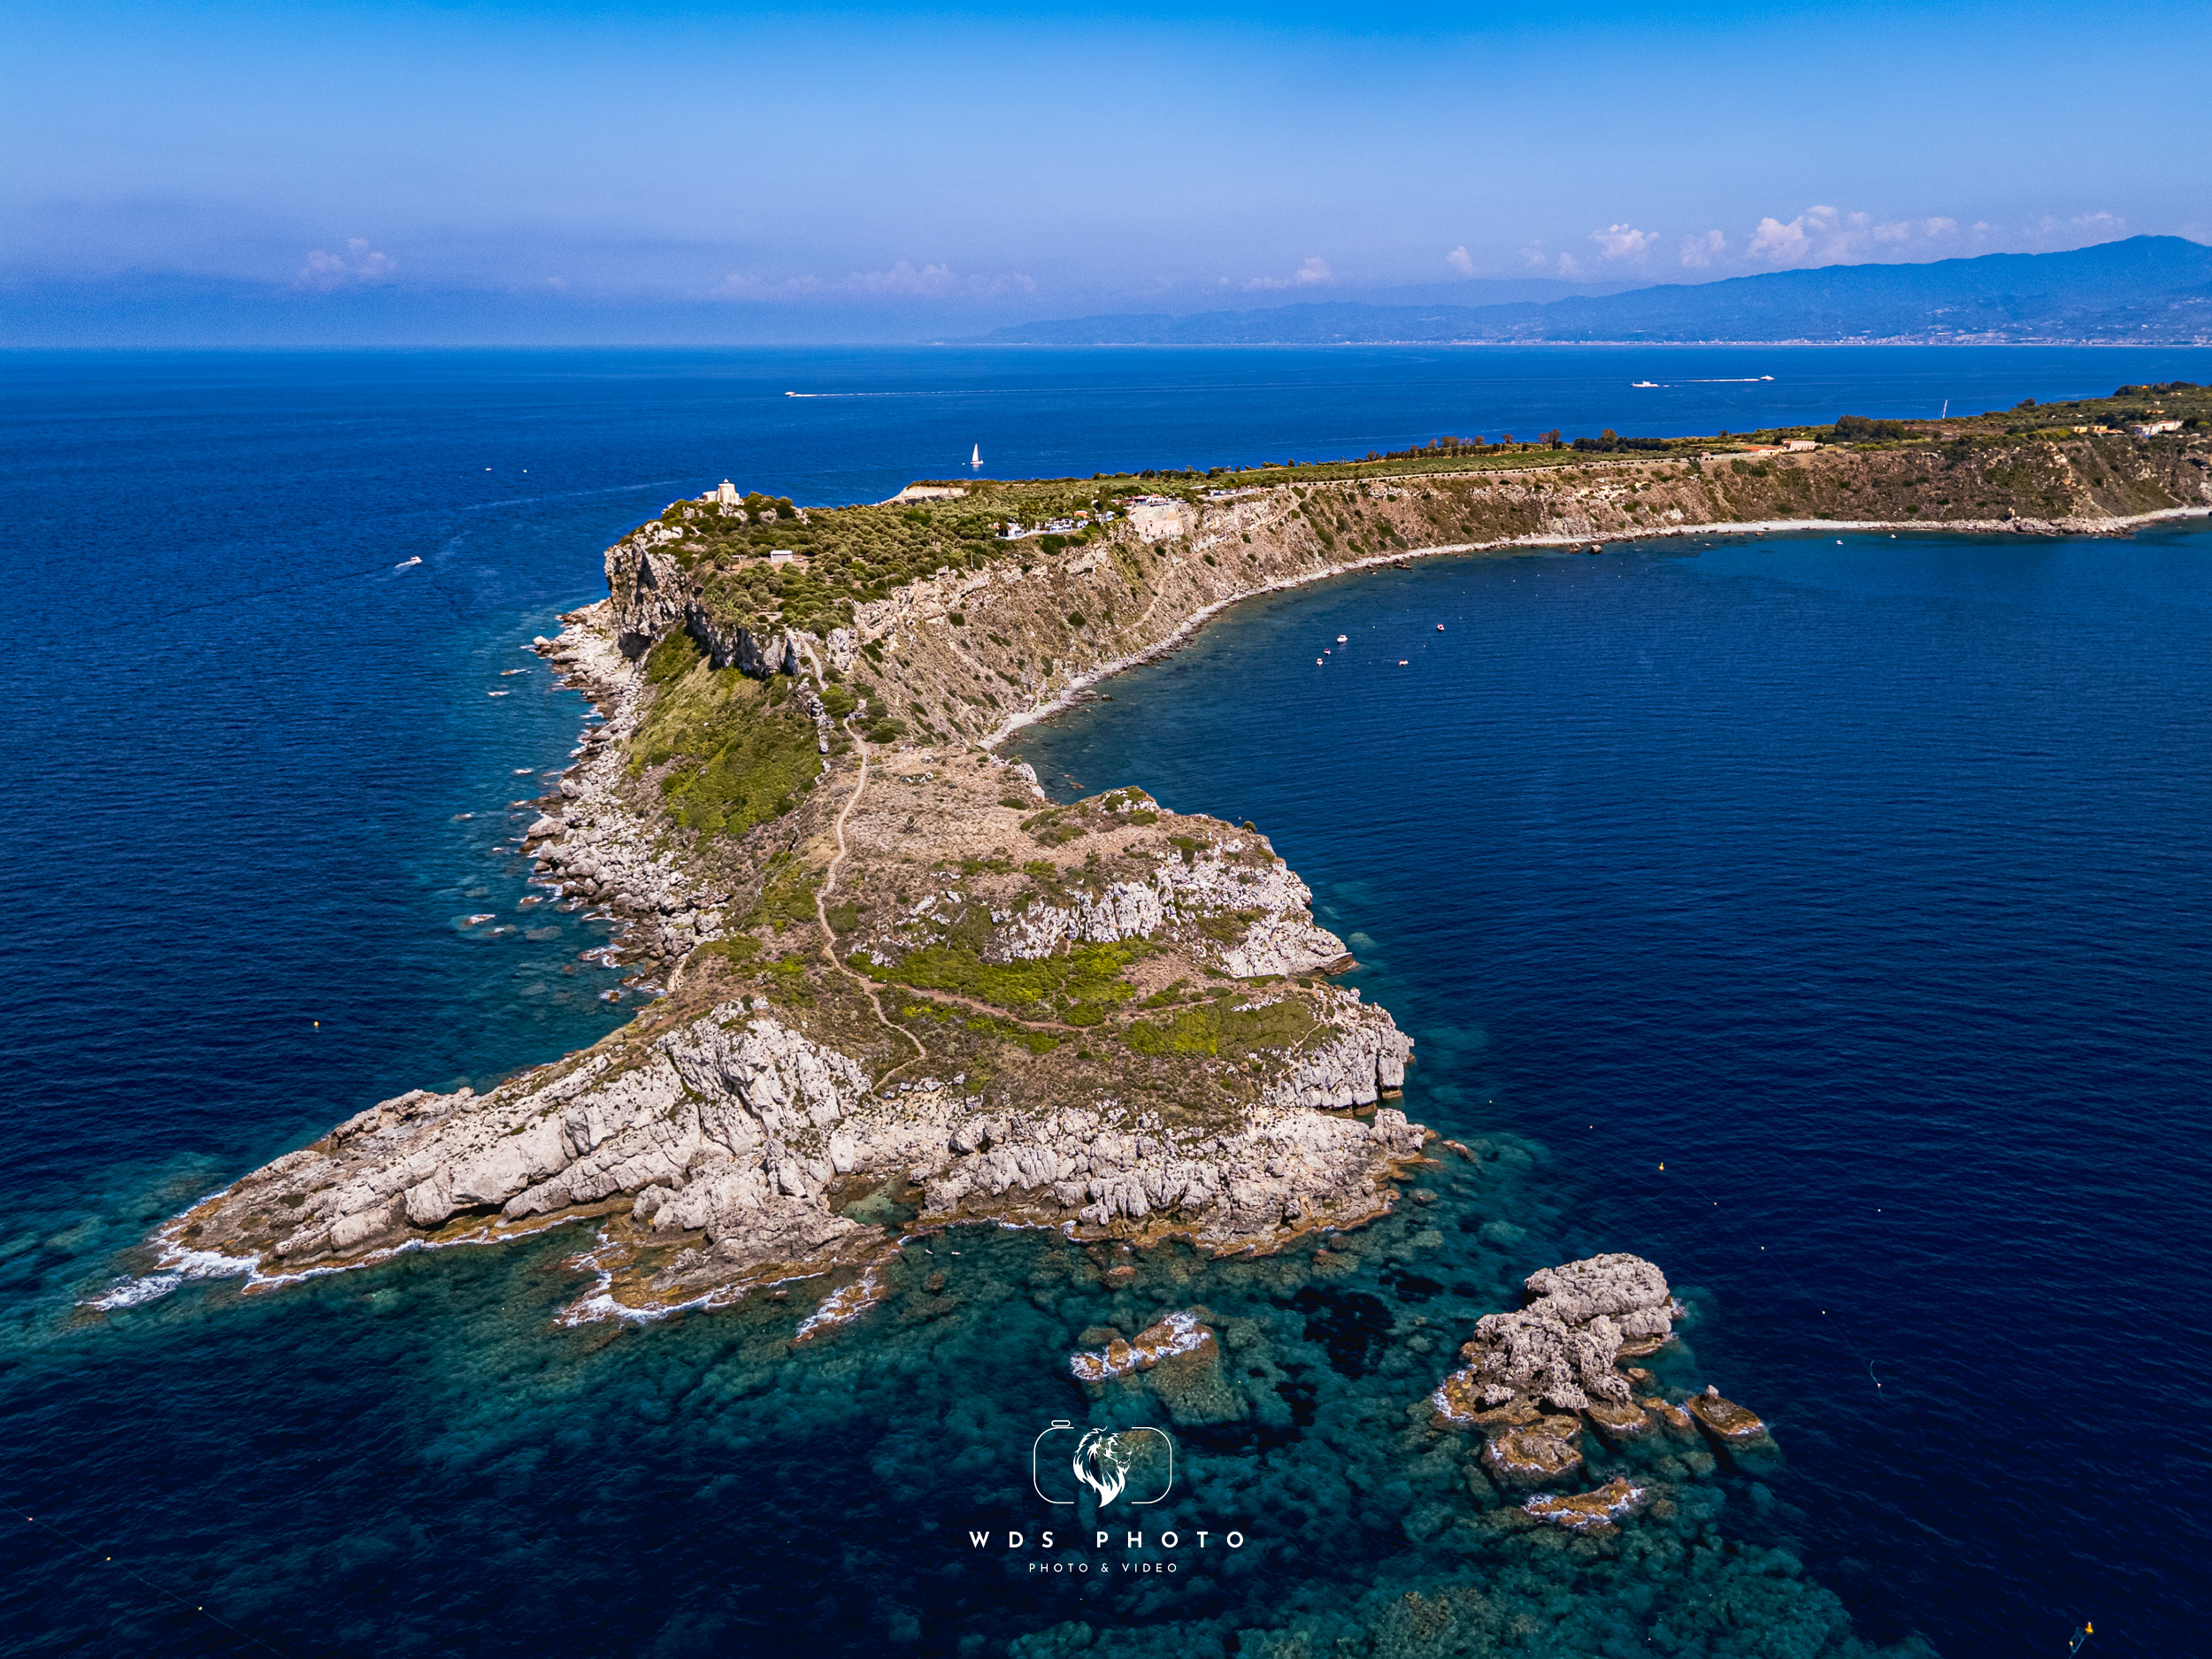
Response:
[[972, 237, 2212, 346]]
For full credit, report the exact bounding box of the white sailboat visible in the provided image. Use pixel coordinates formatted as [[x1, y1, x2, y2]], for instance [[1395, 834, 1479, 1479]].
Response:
[[971, 444, 982, 469]]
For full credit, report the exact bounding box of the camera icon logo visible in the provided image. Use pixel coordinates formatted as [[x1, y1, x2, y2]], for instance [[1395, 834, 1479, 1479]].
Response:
[[1033, 1421, 1174, 1507]]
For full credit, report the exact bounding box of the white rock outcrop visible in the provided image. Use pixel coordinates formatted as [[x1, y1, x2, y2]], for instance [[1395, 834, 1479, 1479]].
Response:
[[188, 1001, 1428, 1300], [1435, 1253, 1678, 1417]]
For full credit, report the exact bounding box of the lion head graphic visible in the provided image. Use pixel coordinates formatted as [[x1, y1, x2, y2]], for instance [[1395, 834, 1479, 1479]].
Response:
[[1070, 1428, 1143, 1506]]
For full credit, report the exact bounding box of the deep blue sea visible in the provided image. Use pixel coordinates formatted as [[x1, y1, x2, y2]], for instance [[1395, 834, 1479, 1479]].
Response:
[[3, 346, 2208, 1658]]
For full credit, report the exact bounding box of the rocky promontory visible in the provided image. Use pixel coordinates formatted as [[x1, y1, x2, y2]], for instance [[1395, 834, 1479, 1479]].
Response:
[[141, 391, 2210, 1327], [159, 482, 1437, 1314]]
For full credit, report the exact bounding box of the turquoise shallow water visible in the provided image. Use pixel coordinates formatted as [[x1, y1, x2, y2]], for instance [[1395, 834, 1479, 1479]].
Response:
[[2, 347, 2207, 1657], [1012, 524, 2212, 1657]]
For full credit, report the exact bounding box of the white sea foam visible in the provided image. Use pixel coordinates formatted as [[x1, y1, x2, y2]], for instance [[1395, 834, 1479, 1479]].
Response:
[[91, 1271, 183, 1310], [88, 1230, 261, 1310]]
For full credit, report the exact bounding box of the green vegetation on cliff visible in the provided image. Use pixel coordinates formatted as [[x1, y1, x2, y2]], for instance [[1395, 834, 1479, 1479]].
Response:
[[861, 940, 1146, 1025], [646, 491, 1119, 638], [1124, 993, 1318, 1058], [629, 648, 823, 839]]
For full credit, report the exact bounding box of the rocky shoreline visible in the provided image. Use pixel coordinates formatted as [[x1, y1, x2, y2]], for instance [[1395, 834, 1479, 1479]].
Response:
[[117, 413, 2211, 1328], [147, 573, 1432, 1317]]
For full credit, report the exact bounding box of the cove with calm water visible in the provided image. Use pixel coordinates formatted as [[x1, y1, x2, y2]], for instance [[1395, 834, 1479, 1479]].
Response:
[[2, 346, 2207, 1657]]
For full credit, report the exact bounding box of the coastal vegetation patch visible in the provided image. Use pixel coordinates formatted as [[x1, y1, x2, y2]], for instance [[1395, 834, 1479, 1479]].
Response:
[[861, 939, 1146, 1025], [629, 656, 823, 839], [1123, 990, 1318, 1058]]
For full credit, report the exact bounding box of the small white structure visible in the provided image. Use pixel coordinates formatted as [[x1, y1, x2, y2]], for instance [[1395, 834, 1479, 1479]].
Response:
[[2132, 419, 2182, 437], [1782, 439, 1817, 451], [769, 549, 795, 565], [716, 480, 739, 504], [1124, 495, 1194, 543]]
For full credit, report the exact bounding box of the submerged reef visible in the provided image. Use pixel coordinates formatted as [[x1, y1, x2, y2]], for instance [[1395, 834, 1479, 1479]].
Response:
[[1008, 1252, 1923, 1659]]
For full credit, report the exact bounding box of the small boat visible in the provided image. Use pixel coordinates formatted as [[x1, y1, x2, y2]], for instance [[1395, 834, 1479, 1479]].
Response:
[[1336, 634, 1348, 643], [1632, 380, 1660, 388], [395, 556, 421, 570], [971, 444, 982, 469], [1435, 624, 1444, 632]]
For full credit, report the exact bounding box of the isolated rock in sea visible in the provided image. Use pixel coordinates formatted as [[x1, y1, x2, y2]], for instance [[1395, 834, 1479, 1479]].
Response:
[[1687, 1385, 1770, 1447], [1070, 1309, 1215, 1382], [1523, 1475, 1649, 1534], [1480, 1417, 1586, 1487], [1432, 1252, 1677, 1417], [1583, 1399, 1656, 1445], [1069, 1308, 1246, 1425]]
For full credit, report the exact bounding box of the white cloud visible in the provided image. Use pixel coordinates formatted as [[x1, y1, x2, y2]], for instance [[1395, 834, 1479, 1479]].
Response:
[[2074, 210, 2124, 234], [296, 238, 395, 289], [1591, 223, 1656, 261], [1747, 209, 1832, 264], [1245, 255, 1332, 291], [1680, 229, 1726, 268], [1446, 245, 1474, 276], [1744, 204, 1974, 266], [846, 259, 956, 296], [1518, 242, 1587, 278]]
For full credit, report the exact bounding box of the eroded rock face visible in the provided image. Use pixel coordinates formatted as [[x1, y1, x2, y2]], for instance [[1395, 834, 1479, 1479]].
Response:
[[173, 999, 1431, 1314], [1432, 1252, 1678, 1417], [1425, 1253, 1773, 1537], [189, 1011, 902, 1275], [926, 1103, 1425, 1239]]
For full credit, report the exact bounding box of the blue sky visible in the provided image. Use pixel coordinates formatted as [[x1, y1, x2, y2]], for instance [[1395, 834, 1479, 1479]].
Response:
[[6, 0, 2205, 340]]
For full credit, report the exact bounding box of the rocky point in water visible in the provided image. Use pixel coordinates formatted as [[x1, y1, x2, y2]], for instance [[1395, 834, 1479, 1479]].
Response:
[[130, 407, 2212, 1329], [1420, 1253, 1780, 1525], [135, 407, 2212, 1330], [156, 475, 1443, 1322]]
